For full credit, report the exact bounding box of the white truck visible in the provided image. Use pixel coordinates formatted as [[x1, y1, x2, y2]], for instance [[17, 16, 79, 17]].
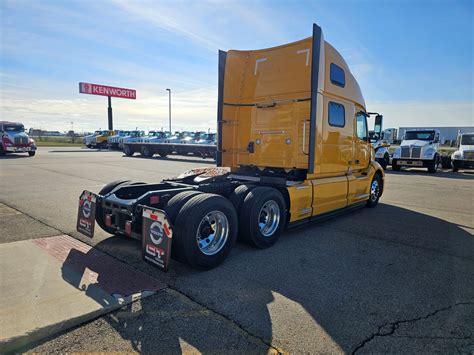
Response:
[[392, 129, 441, 173], [451, 132, 474, 172], [372, 140, 390, 169]]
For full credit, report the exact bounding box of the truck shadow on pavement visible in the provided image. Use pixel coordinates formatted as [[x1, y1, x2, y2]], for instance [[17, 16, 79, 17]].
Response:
[[57, 203, 474, 353]]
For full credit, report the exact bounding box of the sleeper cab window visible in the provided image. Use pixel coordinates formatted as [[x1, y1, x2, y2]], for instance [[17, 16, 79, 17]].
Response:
[[328, 102, 345, 127], [330, 63, 345, 87]]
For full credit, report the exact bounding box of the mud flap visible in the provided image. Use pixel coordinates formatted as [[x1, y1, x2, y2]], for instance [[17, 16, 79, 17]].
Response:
[[76, 190, 97, 238], [142, 207, 173, 271]]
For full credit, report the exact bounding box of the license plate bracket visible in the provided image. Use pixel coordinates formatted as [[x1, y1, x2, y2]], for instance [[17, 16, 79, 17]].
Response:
[[76, 190, 97, 238], [142, 207, 173, 271]]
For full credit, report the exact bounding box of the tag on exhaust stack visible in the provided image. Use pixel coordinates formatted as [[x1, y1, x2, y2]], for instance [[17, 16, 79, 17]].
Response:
[[142, 207, 173, 271], [76, 190, 97, 238]]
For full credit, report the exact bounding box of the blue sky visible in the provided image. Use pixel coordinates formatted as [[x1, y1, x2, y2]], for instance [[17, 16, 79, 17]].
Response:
[[1, 0, 473, 132]]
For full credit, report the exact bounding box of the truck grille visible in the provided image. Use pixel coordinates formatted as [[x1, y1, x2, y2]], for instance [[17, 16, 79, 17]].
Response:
[[14, 137, 28, 145], [464, 151, 474, 161], [401, 146, 410, 158], [411, 147, 422, 158]]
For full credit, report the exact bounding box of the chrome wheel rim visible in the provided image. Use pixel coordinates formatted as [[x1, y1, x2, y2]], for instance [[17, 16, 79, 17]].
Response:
[[258, 200, 280, 237], [196, 210, 229, 255], [370, 180, 380, 202]]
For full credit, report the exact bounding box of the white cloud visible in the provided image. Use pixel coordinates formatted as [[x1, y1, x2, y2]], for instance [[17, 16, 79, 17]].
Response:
[[108, 0, 284, 51], [369, 100, 474, 128], [0, 76, 217, 133]]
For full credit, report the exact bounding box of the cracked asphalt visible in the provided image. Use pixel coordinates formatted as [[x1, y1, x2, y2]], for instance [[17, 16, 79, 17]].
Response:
[[1, 147, 473, 353]]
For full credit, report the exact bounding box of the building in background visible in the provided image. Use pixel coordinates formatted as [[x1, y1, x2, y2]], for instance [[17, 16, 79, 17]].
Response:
[[398, 126, 474, 145]]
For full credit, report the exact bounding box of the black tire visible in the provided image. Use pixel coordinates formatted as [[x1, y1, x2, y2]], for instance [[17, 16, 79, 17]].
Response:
[[239, 187, 286, 249], [428, 154, 439, 173], [377, 155, 388, 170], [382, 153, 389, 169], [123, 145, 134, 156], [441, 156, 452, 169], [164, 190, 203, 262], [392, 159, 401, 171], [164, 190, 202, 224], [96, 180, 131, 234], [0, 145, 6, 156], [366, 174, 382, 208], [229, 184, 255, 213], [141, 146, 154, 158], [86, 144, 92, 149], [173, 193, 238, 270], [28, 151, 36, 157], [452, 161, 459, 172]]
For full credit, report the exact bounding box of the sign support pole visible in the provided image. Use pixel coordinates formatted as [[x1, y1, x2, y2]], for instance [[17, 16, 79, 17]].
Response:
[[107, 96, 113, 130]]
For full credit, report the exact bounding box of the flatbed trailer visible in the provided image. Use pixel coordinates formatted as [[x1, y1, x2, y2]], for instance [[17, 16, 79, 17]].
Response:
[[77, 23, 385, 271], [123, 141, 217, 159]]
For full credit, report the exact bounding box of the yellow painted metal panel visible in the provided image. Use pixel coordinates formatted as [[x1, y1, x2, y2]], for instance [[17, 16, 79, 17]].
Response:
[[287, 182, 313, 222], [222, 38, 313, 171], [311, 176, 348, 215]]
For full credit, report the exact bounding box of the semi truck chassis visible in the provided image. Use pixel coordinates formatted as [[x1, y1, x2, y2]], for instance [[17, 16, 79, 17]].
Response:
[[77, 167, 382, 271]]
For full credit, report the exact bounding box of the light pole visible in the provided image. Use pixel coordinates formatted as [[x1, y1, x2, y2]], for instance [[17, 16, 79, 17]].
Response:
[[166, 88, 171, 133], [71, 121, 74, 143]]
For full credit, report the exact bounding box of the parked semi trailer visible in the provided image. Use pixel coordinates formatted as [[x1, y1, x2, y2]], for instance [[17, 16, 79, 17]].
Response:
[[76, 24, 385, 271], [107, 130, 126, 150], [123, 141, 217, 159]]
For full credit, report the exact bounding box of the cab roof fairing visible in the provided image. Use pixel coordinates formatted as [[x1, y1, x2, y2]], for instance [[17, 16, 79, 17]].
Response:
[[323, 41, 366, 111], [220, 31, 365, 111]]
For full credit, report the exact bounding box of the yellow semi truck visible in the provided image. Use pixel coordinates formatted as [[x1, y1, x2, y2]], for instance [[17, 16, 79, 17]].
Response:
[[76, 24, 385, 271]]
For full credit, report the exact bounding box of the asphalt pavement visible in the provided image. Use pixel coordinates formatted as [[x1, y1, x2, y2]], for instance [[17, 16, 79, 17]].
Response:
[[0, 147, 473, 353]]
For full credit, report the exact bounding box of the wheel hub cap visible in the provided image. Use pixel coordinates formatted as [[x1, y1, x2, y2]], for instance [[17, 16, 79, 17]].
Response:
[[258, 200, 280, 237], [370, 180, 380, 202], [196, 211, 229, 255]]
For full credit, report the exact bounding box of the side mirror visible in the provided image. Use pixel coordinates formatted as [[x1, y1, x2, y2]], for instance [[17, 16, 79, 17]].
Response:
[[374, 115, 383, 139]]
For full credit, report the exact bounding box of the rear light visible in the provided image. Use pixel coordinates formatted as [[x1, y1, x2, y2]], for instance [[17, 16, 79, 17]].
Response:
[[150, 195, 160, 204], [125, 220, 132, 235], [105, 214, 112, 227]]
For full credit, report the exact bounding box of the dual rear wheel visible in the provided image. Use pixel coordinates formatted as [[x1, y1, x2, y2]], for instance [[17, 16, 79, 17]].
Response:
[[165, 192, 237, 269], [165, 186, 286, 269]]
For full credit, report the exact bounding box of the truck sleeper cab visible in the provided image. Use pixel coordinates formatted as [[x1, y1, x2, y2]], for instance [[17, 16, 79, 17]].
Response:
[[78, 24, 385, 270]]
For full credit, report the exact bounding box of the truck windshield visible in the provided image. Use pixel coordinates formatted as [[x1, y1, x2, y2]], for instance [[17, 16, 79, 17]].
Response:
[[461, 135, 474, 145], [405, 131, 435, 141], [3, 124, 24, 132]]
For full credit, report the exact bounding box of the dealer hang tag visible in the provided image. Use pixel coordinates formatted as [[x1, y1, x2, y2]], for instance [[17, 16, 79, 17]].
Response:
[[76, 190, 97, 238], [142, 207, 173, 271]]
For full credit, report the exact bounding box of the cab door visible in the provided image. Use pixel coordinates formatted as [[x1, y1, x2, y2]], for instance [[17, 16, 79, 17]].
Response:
[[348, 112, 371, 204], [311, 98, 351, 215]]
